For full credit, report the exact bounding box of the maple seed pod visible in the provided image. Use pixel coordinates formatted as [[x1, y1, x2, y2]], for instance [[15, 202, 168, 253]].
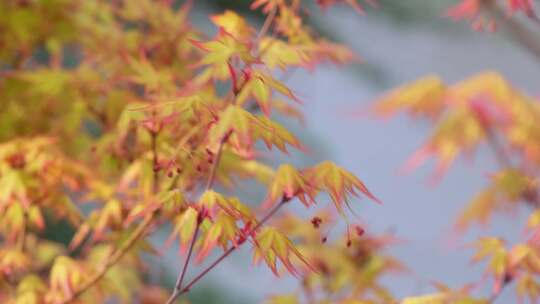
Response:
[[503, 272, 513, 284], [196, 165, 202, 172], [153, 163, 160, 173], [7, 153, 25, 169], [321, 236, 327, 243], [346, 240, 352, 247], [176, 167, 182, 174], [168, 171, 173, 178], [355, 226, 365, 237], [311, 216, 322, 229]]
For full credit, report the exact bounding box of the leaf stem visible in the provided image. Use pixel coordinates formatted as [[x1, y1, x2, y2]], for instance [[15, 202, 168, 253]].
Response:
[[257, 5, 278, 43]]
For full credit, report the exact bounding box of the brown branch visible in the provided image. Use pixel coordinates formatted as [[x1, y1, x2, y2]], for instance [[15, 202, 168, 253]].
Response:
[[16, 210, 27, 252], [257, 5, 278, 44], [165, 8, 280, 303], [165, 132, 230, 304], [60, 213, 155, 304], [151, 129, 159, 193], [61, 128, 162, 303], [165, 198, 289, 304]]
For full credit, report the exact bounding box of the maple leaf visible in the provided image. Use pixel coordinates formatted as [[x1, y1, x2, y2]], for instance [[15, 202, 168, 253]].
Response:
[[218, 151, 276, 186], [47, 256, 85, 302], [266, 294, 299, 304], [192, 31, 256, 82], [507, 0, 535, 15], [0, 248, 31, 277], [266, 164, 317, 208], [372, 75, 446, 119], [125, 190, 185, 224], [253, 116, 303, 153], [93, 199, 123, 240], [236, 71, 298, 115], [456, 169, 536, 231], [259, 38, 310, 70], [199, 190, 254, 222], [169, 207, 199, 253], [304, 161, 381, 212], [253, 226, 312, 276], [472, 237, 508, 277], [516, 273, 540, 303], [208, 105, 302, 153], [210, 10, 254, 41], [127, 56, 174, 93], [403, 107, 486, 181], [446, 0, 481, 21], [316, 0, 377, 15], [446, 0, 536, 31], [196, 212, 238, 262]]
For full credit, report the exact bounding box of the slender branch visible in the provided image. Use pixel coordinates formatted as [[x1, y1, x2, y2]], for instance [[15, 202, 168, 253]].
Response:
[[165, 199, 289, 304], [16, 211, 27, 252], [165, 224, 200, 304], [151, 119, 160, 194], [60, 213, 155, 304], [257, 5, 278, 43], [61, 128, 162, 303], [165, 132, 230, 304], [165, 8, 280, 303]]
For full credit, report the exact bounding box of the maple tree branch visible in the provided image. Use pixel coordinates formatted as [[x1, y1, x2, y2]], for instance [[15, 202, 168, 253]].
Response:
[[257, 5, 278, 43], [205, 134, 228, 191], [16, 210, 27, 252], [61, 130, 163, 303], [60, 213, 155, 304], [165, 223, 200, 304], [165, 198, 289, 303], [151, 121, 160, 194], [166, 132, 231, 303], [167, 11, 280, 301]]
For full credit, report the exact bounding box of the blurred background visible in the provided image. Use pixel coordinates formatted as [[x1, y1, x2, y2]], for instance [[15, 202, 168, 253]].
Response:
[[146, 1, 540, 303]]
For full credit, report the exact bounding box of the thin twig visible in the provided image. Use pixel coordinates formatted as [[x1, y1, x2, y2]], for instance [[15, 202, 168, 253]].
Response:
[[166, 199, 289, 303], [61, 128, 162, 303], [60, 213, 155, 304], [165, 132, 230, 304], [151, 117, 160, 194], [16, 211, 27, 252], [165, 224, 200, 304], [257, 5, 278, 43], [165, 7, 280, 303]]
